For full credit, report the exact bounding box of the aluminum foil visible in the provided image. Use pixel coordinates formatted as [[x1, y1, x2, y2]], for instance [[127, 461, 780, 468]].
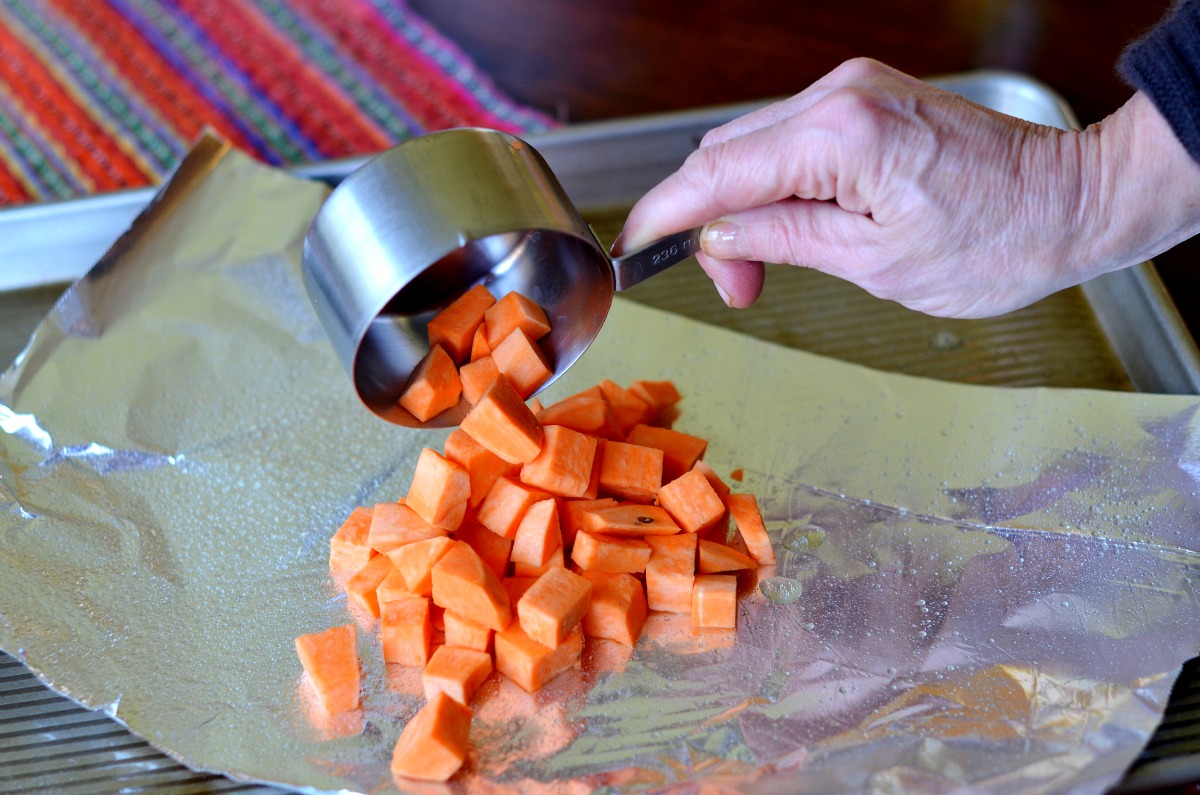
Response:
[[2, 141, 1200, 795]]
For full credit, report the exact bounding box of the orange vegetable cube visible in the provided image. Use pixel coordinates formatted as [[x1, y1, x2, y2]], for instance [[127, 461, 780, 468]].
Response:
[[386, 535, 455, 596], [377, 568, 416, 606], [426, 283, 496, 364], [443, 428, 517, 509], [579, 503, 681, 537], [476, 476, 547, 539], [520, 425, 598, 499], [510, 499, 561, 568], [406, 448, 470, 532], [697, 539, 757, 573], [691, 574, 737, 630], [346, 553, 400, 618], [470, 322, 492, 361], [727, 493, 775, 565], [645, 533, 698, 613], [625, 424, 708, 483], [501, 576, 539, 605], [443, 610, 493, 653], [330, 506, 374, 575], [430, 541, 512, 632], [693, 460, 732, 498], [597, 380, 652, 435], [628, 379, 681, 424], [459, 355, 501, 406], [381, 595, 433, 666], [423, 645, 493, 706], [398, 344, 462, 422], [369, 501, 445, 554], [484, 291, 551, 348], [390, 691, 472, 783], [536, 396, 622, 440], [559, 497, 618, 549], [730, 468, 745, 482], [517, 567, 593, 648], [581, 571, 648, 647], [598, 440, 663, 502], [460, 376, 544, 464], [656, 467, 725, 533], [494, 624, 583, 692], [491, 328, 553, 399], [453, 521, 514, 579], [511, 544, 564, 577], [571, 531, 651, 573], [295, 624, 360, 714]]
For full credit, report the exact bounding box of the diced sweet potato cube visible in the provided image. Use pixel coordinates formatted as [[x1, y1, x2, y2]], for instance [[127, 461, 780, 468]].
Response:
[[645, 533, 697, 613], [517, 567, 593, 648], [330, 506, 374, 575], [520, 425, 597, 499], [347, 553, 400, 618], [579, 503, 680, 536], [536, 396, 622, 440], [511, 544, 564, 577], [470, 323, 492, 361], [443, 610, 493, 653], [625, 424, 708, 483], [571, 531, 651, 573], [492, 329, 553, 399], [386, 535, 456, 596], [295, 624, 360, 713], [484, 291, 551, 348], [597, 440, 663, 502], [476, 476, 547, 539], [494, 624, 583, 692], [727, 493, 775, 565], [377, 568, 416, 606], [510, 499, 561, 568], [560, 498, 618, 549], [454, 521, 514, 579], [369, 501, 445, 554], [627, 379, 681, 424], [406, 448, 470, 532], [461, 376, 544, 464], [459, 355, 501, 405], [443, 428, 518, 509], [581, 571, 648, 647], [656, 467, 726, 533], [381, 595, 433, 666], [691, 574, 737, 630], [697, 539, 756, 573], [398, 344, 462, 422], [390, 691, 472, 783], [426, 283, 496, 364], [693, 460, 732, 498], [597, 380, 651, 435], [430, 541, 512, 632], [423, 645, 493, 705]]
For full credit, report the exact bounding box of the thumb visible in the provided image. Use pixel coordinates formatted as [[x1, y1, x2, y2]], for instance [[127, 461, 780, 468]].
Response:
[[700, 198, 876, 276]]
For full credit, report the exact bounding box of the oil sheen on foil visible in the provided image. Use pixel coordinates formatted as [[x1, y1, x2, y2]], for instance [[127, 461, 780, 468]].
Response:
[[1, 142, 1200, 795]]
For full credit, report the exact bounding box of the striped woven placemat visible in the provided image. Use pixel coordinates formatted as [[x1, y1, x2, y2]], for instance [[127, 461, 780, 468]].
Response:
[[0, 0, 555, 205]]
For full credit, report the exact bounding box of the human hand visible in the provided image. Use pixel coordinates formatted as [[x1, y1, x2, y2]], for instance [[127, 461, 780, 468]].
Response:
[[614, 58, 1200, 318]]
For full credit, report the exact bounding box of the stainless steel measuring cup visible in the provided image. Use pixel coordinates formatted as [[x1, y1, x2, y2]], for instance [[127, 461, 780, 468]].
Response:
[[301, 127, 700, 427]]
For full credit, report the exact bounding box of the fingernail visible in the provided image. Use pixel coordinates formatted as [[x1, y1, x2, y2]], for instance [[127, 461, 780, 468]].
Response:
[[715, 283, 733, 306], [702, 221, 750, 259]]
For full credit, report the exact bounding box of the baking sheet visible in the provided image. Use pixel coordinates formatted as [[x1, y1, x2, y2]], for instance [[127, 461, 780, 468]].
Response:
[[3, 138, 1200, 795]]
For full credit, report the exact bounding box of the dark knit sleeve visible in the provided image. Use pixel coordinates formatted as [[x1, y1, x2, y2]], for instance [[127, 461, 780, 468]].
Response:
[[1120, 0, 1200, 163]]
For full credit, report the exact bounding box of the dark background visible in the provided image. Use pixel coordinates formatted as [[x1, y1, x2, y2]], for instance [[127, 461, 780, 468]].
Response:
[[408, 0, 1197, 341]]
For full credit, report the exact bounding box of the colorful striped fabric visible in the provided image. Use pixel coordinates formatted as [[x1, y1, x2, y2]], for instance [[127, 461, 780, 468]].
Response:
[[0, 0, 555, 206]]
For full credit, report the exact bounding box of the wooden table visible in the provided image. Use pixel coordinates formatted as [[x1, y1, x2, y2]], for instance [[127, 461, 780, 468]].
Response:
[[409, 0, 1200, 346]]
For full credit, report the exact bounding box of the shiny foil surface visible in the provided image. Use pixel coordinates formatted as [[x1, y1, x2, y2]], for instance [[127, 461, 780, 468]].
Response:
[[2, 143, 1200, 795]]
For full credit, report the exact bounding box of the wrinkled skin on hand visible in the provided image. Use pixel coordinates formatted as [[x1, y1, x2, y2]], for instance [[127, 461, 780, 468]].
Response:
[[615, 58, 1200, 319]]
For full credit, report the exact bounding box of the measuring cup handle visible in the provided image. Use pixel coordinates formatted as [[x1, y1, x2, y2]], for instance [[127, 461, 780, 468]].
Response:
[[610, 227, 702, 291]]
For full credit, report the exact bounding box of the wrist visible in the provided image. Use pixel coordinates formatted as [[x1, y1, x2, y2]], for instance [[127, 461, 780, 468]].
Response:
[[1080, 91, 1200, 277]]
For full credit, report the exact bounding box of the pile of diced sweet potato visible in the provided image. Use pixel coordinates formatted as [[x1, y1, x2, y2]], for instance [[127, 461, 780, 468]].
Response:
[[294, 287, 775, 784]]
